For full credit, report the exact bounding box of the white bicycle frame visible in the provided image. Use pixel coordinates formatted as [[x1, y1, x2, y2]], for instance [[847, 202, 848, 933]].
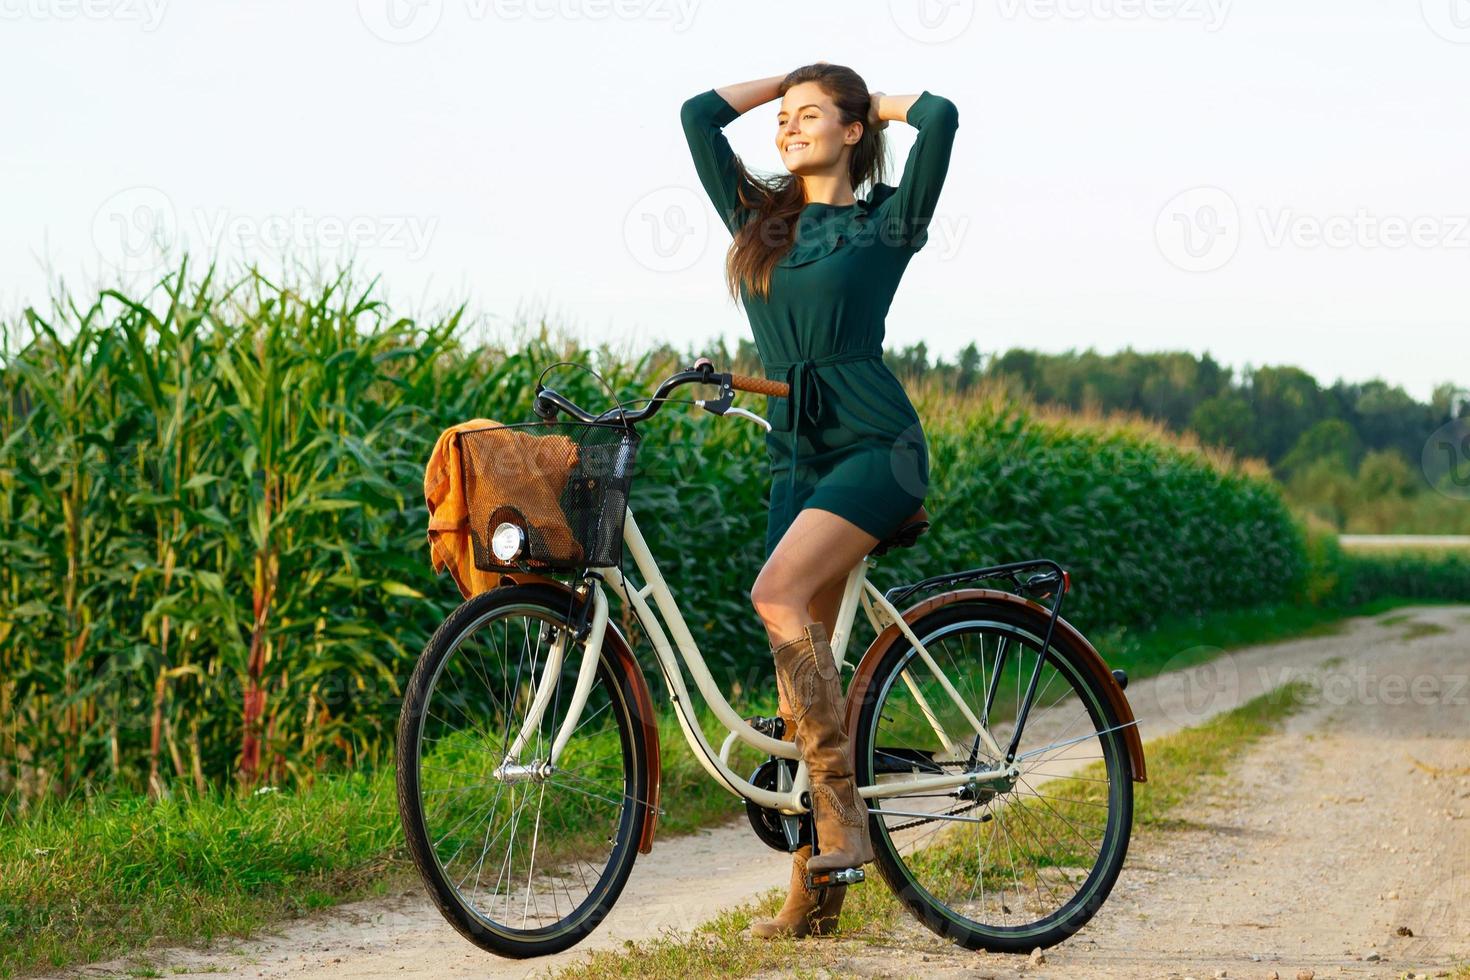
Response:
[[501, 503, 1017, 815]]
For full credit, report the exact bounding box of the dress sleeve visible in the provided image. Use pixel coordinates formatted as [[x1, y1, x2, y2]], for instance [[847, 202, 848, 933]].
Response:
[[884, 90, 960, 252], [679, 88, 756, 236]]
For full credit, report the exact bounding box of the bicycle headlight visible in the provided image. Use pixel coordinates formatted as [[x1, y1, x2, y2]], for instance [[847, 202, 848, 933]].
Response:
[[491, 521, 524, 562]]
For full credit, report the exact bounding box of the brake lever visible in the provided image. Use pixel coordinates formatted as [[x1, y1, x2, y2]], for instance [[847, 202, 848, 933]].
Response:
[[693, 374, 771, 431], [694, 396, 771, 431], [723, 405, 772, 431]]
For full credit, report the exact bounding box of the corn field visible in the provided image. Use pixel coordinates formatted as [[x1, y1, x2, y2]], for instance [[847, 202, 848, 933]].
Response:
[[1, 262, 1309, 810]]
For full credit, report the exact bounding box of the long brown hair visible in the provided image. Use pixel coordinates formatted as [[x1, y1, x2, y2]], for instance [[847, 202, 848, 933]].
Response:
[[724, 63, 889, 303]]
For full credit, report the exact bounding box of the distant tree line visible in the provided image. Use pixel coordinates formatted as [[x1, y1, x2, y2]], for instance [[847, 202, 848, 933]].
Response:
[[733, 338, 1469, 534]]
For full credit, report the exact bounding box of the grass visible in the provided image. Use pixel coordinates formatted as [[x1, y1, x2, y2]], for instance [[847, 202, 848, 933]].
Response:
[[0, 590, 1454, 978], [0, 772, 401, 978], [0, 694, 773, 980], [1398, 621, 1450, 640], [556, 679, 1316, 979]]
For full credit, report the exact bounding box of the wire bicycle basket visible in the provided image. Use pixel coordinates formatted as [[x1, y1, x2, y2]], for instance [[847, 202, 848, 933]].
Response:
[[458, 419, 640, 573]]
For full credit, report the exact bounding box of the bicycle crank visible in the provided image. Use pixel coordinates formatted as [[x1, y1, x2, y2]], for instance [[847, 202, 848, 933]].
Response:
[[744, 755, 812, 853]]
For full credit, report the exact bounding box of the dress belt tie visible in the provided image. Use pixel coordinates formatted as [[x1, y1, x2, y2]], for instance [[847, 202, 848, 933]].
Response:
[[763, 347, 885, 512]]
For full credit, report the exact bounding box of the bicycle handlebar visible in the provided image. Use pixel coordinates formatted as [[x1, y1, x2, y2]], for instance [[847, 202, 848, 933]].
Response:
[[532, 359, 788, 426], [728, 371, 787, 397]]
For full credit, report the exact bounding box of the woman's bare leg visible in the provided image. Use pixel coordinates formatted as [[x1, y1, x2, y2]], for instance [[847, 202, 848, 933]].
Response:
[[751, 507, 878, 647], [754, 506, 880, 877], [807, 574, 847, 642]]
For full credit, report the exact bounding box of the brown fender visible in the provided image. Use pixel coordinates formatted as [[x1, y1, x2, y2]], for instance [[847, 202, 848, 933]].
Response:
[[495, 573, 663, 851], [843, 587, 1146, 783]]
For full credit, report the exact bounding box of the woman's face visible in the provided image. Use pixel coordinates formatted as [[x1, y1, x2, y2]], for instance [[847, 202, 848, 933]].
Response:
[[775, 81, 857, 177]]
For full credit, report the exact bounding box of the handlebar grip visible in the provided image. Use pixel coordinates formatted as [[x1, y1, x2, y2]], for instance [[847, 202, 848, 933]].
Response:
[[730, 372, 789, 398]]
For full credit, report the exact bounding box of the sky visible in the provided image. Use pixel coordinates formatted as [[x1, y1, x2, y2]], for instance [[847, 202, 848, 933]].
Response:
[[1, 0, 1466, 404]]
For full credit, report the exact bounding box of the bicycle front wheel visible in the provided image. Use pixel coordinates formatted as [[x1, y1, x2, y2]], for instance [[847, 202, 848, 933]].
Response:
[[850, 596, 1134, 952], [396, 584, 650, 959]]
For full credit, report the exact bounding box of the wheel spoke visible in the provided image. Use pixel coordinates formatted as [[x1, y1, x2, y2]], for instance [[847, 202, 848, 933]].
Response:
[[857, 608, 1130, 945], [399, 597, 644, 948]]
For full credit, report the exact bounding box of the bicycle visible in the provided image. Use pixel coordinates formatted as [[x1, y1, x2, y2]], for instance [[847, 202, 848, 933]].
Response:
[[395, 358, 1148, 959]]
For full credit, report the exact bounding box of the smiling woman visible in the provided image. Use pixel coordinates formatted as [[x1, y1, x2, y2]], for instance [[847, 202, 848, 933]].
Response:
[[678, 67, 958, 562], [679, 62, 959, 941]]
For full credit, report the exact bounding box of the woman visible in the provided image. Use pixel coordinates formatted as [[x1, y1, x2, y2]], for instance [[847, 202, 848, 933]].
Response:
[[679, 63, 959, 938]]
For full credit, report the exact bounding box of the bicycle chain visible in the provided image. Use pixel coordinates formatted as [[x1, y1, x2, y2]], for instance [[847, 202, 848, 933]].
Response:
[[881, 798, 989, 832], [877, 759, 996, 832]]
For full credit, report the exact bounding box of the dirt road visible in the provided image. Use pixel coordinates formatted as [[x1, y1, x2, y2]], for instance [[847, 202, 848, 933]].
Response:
[[55, 604, 1470, 979]]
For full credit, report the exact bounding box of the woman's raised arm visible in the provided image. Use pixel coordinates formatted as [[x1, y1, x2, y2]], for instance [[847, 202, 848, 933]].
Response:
[[875, 91, 960, 251], [678, 74, 784, 235]]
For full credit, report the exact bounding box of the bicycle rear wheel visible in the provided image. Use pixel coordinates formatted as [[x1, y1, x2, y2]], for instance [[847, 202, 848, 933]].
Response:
[[850, 596, 1134, 952], [396, 584, 650, 958]]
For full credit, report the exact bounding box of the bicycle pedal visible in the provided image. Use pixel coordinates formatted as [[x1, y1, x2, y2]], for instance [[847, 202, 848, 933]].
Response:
[[804, 867, 864, 889]]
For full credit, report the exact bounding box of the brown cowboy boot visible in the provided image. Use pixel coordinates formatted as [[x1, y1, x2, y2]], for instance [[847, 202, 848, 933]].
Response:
[[748, 646, 848, 939], [748, 842, 847, 938], [745, 646, 798, 742], [771, 621, 875, 881]]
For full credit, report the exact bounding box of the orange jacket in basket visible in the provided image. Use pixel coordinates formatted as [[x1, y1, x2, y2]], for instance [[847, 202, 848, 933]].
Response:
[[424, 419, 581, 599]]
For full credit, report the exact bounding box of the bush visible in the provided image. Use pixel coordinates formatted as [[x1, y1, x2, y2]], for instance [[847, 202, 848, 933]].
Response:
[[1329, 550, 1470, 606]]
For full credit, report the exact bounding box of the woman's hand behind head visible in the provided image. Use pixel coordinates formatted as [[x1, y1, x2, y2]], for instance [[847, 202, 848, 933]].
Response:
[[868, 90, 889, 133]]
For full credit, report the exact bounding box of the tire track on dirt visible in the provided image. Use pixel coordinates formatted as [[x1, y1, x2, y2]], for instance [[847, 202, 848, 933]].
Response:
[[820, 603, 1470, 979]]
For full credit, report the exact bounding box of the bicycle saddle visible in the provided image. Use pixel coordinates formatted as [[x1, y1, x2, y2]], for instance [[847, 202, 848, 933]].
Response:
[[869, 504, 930, 557]]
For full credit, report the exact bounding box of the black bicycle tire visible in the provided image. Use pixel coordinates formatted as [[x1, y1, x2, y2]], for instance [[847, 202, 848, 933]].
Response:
[[852, 597, 1134, 953], [395, 584, 649, 959]]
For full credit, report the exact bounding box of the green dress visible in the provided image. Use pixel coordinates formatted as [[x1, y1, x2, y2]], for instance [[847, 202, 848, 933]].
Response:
[[679, 87, 960, 559]]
